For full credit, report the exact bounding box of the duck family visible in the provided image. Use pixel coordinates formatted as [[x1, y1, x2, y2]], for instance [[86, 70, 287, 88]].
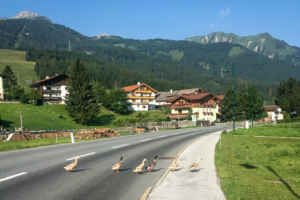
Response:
[[64, 155, 203, 174]]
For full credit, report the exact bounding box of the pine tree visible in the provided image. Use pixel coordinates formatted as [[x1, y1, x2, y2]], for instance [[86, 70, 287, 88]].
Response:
[[65, 58, 100, 124], [221, 86, 244, 122], [1, 65, 17, 92]]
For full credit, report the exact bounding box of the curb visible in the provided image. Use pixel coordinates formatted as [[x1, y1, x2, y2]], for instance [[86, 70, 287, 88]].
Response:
[[140, 130, 220, 200]]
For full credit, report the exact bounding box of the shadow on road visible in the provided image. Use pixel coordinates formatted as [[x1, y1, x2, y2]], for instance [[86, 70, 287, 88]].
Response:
[[147, 168, 164, 173], [170, 168, 183, 172], [72, 168, 91, 172], [189, 168, 204, 172], [118, 168, 132, 172], [266, 166, 300, 199]]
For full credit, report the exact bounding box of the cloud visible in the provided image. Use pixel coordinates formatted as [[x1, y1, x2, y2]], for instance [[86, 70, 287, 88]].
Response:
[[209, 24, 217, 28], [220, 7, 230, 17]]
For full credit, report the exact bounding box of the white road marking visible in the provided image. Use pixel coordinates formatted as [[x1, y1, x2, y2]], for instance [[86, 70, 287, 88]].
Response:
[[141, 139, 152, 142], [0, 172, 27, 182], [66, 152, 95, 161], [113, 144, 129, 149], [159, 135, 168, 138]]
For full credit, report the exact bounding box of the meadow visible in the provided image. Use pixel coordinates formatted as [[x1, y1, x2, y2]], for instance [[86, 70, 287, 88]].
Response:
[[215, 124, 300, 199]]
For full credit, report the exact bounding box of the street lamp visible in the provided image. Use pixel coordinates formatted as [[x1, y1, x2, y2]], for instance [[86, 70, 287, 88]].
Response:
[[223, 63, 235, 132], [246, 90, 254, 126]]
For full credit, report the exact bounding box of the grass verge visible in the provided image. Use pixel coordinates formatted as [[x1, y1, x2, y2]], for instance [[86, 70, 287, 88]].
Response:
[[215, 125, 300, 199]]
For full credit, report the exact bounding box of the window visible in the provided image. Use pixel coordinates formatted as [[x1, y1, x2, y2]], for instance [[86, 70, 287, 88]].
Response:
[[47, 87, 51, 90], [142, 106, 146, 109]]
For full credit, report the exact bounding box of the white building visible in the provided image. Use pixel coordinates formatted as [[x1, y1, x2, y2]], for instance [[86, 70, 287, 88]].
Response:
[[123, 82, 158, 111], [29, 74, 68, 105], [0, 74, 6, 99]]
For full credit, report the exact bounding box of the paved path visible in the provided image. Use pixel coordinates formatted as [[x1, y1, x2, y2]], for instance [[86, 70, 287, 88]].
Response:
[[148, 130, 226, 200]]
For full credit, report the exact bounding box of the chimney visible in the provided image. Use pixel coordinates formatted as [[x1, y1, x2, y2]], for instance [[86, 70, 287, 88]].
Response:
[[46, 76, 49, 79], [170, 89, 172, 93], [137, 81, 140, 85]]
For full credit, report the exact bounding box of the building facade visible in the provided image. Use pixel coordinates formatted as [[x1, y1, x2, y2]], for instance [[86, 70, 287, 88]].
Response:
[[123, 82, 158, 111], [168, 92, 222, 122], [0, 74, 6, 99], [29, 74, 68, 105], [263, 105, 284, 121]]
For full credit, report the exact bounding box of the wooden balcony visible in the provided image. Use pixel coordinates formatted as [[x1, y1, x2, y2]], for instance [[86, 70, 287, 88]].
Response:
[[134, 90, 153, 94], [127, 96, 155, 99], [130, 102, 151, 105], [44, 97, 62, 100], [171, 104, 192, 109], [42, 90, 61, 93]]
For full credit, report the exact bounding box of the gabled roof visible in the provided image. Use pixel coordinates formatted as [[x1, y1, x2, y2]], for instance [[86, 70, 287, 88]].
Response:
[[122, 83, 158, 93], [29, 74, 68, 87], [156, 88, 204, 102], [263, 105, 279, 111], [171, 92, 221, 102], [217, 95, 225, 100]]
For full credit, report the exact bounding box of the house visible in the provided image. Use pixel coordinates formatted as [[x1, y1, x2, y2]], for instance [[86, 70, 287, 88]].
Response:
[[0, 74, 6, 99], [123, 82, 158, 111], [29, 74, 68, 105], [168, 92, 222, 122], [155, 88, 204, 106], [262, 105, 284, 121]]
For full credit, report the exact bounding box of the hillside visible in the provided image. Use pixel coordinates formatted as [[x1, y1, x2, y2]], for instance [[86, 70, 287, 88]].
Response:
[[0, 49, 39, 89], [185, 32, 300, 65]]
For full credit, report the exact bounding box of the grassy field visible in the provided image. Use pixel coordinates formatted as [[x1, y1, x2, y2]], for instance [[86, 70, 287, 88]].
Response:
[[0, 103, 167, 130], [215, 125, 300, 199], [232, 123, 300, 137], [0, 131, 131, 152], [0, 49, 39, 91]]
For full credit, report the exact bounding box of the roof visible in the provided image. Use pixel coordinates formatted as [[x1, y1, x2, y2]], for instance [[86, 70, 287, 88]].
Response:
[[263, 105, 279, 111], [122, 83, 158, 93], [217, 95, 225, 100], [171, 92, 221, 102], [156, 88, 204, 102], [29, 74, 68, 87]]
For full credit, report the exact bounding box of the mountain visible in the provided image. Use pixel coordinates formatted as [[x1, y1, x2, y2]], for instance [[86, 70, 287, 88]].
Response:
[[185, 32, 300, 65], [11, 10, 53, 23]]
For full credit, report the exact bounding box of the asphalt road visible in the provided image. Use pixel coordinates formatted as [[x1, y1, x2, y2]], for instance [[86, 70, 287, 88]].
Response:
[[0, 126, 225, 200]]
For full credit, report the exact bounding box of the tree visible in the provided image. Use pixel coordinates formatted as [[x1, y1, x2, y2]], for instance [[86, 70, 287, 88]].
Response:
[[26, 89, 43, 105], [221, 86, 244, 122], [20, 94, 28, 104], [275, 78, 299, 106], [10, 85, 24, 100], [286, 84, 300, 117], [109, 88, 130, 114], [187, 108, 193, 120], [65, 58, 100, 124], [93, 81, 109, 106], [2, 65, 17, 92], [237, 86, 267, 121]]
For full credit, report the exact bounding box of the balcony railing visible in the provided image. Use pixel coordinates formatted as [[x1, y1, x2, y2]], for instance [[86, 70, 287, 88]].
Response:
[[42, 90, 61, 93], [134, 90, 153, 94], [127, 95, 154, 99], [170, 104, 192, 109], [130, 102, 151, 105], [44, 97, 62, 100]]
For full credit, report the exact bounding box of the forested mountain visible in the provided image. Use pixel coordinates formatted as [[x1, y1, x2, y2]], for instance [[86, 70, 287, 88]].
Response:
[[26, 49, 278, 104], [185, 32, 300, 65]]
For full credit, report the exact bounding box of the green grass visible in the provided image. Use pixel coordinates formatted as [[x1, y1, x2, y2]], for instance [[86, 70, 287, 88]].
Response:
[[215, 125, 300, 199], [0, 104, 166, 130], [0, 131, 131, 152], [112, 43, 126, 48], [156, 49, 184, 61], [0, 49, 40, 91], [231, 123, 300, 137], [229, 47, 244, 57]]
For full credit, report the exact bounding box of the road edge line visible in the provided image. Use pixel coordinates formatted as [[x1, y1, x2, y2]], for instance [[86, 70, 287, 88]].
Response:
[[140, 130, 220, 200]]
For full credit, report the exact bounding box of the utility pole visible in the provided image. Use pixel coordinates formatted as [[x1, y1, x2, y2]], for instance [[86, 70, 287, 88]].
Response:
[[20, 107, 23, 130]]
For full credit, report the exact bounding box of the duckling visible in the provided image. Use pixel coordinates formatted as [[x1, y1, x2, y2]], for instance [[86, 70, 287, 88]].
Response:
[[189, 157, 203, 172], [168, 158, 182, 172], [145, 156, 159, 173], [133, 159, 147, 175], [112, 157, 125, 172], [64, 156, 81, 173]]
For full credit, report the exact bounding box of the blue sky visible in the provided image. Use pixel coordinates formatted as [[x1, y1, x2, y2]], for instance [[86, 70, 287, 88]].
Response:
[[1, 0, 300, 47]]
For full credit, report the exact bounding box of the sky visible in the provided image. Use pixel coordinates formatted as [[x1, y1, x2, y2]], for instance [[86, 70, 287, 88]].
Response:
[[1, 0, 300, 47]]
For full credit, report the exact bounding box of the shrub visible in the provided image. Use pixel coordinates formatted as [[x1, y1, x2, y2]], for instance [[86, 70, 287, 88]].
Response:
[[20, 94, 28, 104], [128, 118, 137, 123], [113, 119, 125, 127], [58, 115, 65, 120], [283, 113, 291, 119]]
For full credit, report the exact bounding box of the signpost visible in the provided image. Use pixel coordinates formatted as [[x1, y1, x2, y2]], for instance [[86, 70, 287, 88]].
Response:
[[191, 115, 197, 126]]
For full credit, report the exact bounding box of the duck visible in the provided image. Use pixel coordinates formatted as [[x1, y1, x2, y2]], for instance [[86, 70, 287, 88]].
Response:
[[112, 157, 125, 172], [64, 156, 81, 173], [189, 157, 203, 172], [133, 159, 147, 175], [168, 158, 182, 172], [145, 156, 159, 173]]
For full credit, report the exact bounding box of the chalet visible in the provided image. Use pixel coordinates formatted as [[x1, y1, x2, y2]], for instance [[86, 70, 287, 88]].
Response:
[[0, 74, 6, 99], [29, 74, 68, 105], [262, 105, 284, 121], [155, 88, 204, 106], [123, 82, 158, 111], [168, 92, 222, 122]]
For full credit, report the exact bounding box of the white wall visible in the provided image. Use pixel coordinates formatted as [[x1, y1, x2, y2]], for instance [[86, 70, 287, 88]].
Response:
[[130, 104, 148, 111], [0, 76, 4, 99]]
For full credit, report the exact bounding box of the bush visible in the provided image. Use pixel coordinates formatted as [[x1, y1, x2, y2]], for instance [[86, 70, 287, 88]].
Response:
[[58, 115, 65, 120], [20, 94, 28, 104], [283, 113, 291, 119], [128, 118, 137, 123], [113, 119, 125, 127]]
